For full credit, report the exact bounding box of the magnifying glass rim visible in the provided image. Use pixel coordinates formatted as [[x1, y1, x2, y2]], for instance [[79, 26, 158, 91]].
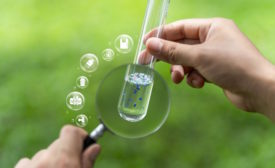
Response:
[[95, 63, 171, 139]]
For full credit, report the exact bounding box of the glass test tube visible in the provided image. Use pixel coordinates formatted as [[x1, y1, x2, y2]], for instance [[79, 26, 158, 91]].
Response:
[[118, 0, 170, 122]]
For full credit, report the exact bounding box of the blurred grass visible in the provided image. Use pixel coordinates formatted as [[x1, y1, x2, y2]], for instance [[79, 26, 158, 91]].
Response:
[[0, 0, 275, 167]]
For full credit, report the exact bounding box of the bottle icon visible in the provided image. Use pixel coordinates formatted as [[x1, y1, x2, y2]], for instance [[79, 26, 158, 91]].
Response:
[[76, 76, 89, 89]]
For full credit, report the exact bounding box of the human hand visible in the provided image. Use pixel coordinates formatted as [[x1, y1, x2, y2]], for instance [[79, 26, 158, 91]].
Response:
[[15, 125, 100, 168], [145, 18, 275, 119]]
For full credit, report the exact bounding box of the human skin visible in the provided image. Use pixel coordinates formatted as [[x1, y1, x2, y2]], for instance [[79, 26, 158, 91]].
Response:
[[14, 18, 275, 167], [145, 18, 275, 121], [15, 125, 100, 168]]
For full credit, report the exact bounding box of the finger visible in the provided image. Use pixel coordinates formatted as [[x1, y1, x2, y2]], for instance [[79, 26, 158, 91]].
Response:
[[49, 125, 87, 157], [144, 18, 213, 42], [176, 39, 200, 45], [170, 65, 184, 84], [15, 158, 31, 168], [59, 125, 87, 156], [82, 144, 101, 168], [146, 37, 199, 67], [140, 39, 198, 65], [31, 149, 47, 161], [137, 50, 154, 65], [187, 71, 205, 88]]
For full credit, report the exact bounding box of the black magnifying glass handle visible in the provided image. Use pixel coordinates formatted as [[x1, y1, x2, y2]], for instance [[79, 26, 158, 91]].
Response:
[[83, 123, 106, 151]]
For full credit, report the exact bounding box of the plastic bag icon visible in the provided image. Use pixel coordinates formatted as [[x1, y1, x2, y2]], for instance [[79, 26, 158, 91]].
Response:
[[80, 78, 86, 87], [120, 37, 129, 49]]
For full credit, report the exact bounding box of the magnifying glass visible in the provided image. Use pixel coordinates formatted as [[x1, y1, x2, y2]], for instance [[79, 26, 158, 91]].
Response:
[[83, 64, 170, 150]]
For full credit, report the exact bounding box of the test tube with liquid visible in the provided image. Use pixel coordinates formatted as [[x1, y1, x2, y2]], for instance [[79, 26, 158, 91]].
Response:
[[118, 0, 170, 122]]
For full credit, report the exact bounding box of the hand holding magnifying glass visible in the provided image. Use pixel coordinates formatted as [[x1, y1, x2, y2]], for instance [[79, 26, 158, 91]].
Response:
[[83, 64, 170, 150]]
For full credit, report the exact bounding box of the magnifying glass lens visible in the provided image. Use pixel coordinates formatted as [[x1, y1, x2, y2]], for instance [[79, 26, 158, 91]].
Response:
[[96, 64, 170, 139]]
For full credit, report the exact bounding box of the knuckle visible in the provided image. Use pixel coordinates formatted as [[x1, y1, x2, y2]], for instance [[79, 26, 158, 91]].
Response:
[[166, 45, 178, 63], [168, 22, 178, 31]]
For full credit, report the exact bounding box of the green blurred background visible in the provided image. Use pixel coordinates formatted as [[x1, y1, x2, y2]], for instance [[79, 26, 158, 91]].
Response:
[[1, 0, 275, 167]]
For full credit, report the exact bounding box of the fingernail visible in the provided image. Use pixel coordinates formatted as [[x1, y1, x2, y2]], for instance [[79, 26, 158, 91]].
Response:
[[192, 80, 200, 88], [147, 38, 163, 54], [90, 145, 101, 160]]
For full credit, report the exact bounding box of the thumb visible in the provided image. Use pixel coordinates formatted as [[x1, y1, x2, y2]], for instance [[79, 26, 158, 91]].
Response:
[[82, 144, 101, 168], [146, 37, 199, 67]]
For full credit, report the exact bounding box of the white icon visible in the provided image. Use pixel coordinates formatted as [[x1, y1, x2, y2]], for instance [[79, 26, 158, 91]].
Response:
[[106, 51, 111, 58], [102, 49, 115, 61], [114, 34, 134, 54], [75, 114, 88, 127], [76, 76, 89, 89], [69, 96, 82, 105], [120, 37, 129, 49], [86, 59, 94, 67], [80, 54, 99, 73], [80, 78, 86, 87], [66, 92, 85, 111], [78, 117, 85, 123]]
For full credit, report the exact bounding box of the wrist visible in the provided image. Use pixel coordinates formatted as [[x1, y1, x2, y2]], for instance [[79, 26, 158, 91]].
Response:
[[248, 62, 275, 120]]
